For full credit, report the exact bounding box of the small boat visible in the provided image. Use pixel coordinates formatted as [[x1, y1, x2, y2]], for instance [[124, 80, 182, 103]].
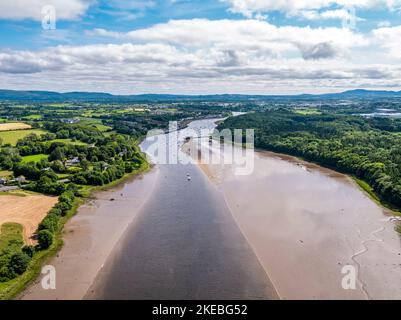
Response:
[[187, 176, 191, 181]]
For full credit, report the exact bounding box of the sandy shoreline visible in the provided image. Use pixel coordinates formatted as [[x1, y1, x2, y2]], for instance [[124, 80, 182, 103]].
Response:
[[187, 139, 401, 299], [19, 168, 159, 300]]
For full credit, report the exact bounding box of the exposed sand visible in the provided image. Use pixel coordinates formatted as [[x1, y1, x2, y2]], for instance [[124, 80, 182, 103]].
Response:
[[20, 169, 159, 300], [0, 193, 58, 244], [0, 123, 32, 131], [189, 138, 401, 300]]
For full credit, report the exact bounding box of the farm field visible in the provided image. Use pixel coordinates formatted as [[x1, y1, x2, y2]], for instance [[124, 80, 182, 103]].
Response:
[[0, 123, 32, 131], [47, 138, 87, 146], [0, 170, 12, 177], [21, 154, 48, 163], [0, 129, 47, 146], [0, 192, 58, 245]]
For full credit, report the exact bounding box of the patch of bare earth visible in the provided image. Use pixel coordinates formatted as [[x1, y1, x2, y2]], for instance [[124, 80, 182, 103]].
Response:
[[0, 123, 32, 131], [0, 193, 58, 244]]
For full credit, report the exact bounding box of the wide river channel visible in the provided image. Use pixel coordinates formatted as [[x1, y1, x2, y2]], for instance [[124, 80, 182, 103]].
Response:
[[21, 118, 401, 300]]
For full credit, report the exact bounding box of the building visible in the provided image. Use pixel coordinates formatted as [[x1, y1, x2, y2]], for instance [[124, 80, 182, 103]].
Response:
[[65, 157, 80, 167], [16, 175, 26, 184]]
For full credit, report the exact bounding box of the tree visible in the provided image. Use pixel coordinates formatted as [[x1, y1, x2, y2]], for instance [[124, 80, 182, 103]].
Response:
[[80, 159, 90, 171], [37, 230, 53, 250], [10, 252, 31, 275]]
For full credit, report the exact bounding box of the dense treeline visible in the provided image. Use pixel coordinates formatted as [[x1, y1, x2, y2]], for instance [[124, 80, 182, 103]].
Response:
[[219, 110, 401, 209], [0, 121, 146, 194]]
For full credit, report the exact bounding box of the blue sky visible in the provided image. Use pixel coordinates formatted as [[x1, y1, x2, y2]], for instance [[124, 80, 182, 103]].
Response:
[[0, 0, 400, 94]]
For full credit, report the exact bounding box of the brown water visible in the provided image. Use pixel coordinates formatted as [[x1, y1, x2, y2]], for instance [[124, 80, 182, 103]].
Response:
[[85, 120, 277, 299], [21, 119, 277, 300]]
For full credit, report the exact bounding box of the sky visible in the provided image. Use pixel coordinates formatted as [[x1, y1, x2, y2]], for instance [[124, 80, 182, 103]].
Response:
[[0, 0, 401, 95]]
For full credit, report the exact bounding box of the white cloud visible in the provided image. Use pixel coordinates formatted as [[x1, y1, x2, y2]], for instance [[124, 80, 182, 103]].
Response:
[[0, 18, 400, 94], [378, 20, 391, 27], [221, 0, 401, 18], [0, 0, 92, 20], [299, 8, 365, 21], [372, 25, 401, 58], [124, 19, 368, 56]]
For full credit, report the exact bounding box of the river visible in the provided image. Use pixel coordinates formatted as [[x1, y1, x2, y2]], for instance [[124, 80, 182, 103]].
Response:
[[21, 118, 401, 300]]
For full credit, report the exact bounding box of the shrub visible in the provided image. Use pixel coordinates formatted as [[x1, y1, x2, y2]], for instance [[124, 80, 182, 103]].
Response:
[[38, 214, 59, 233], [55, 202, 72, 216], [22, 245, 36, 258], [48, 208, 62, 217], [10, 252, 31, 275], [37, 230, 53, 250], [59, 191, 75, 205]]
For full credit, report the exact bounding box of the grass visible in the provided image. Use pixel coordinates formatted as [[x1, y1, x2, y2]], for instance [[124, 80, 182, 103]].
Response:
[[21, 154, 48, 163], [78, 118, 112, 132], [0, 190, 28, 197], [23, 115, 42, 120], [56, 173, 70, 180], [93, 124, 112, 132], [103, 131, 117, 137], [47, 139, 87, 146], [0, 170, 12, 177], [294, 108, 322, 115], [0, 223, 24, 252], [0, 129, 47, 146]]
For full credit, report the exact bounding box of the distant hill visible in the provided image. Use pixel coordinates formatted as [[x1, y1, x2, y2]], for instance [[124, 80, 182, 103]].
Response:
[[320, 89, 401, 98], [0, 89, 400, 102]]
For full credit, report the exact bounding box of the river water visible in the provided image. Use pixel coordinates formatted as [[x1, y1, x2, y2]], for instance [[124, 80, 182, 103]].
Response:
[[21, 118, 401, 300]]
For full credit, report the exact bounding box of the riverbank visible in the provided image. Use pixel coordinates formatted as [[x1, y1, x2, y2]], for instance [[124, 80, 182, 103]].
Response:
[[256, 149, 401, 216], [18, 160, 156, 300], [0, 159, 151, 300], [188, 136, 401, 299]]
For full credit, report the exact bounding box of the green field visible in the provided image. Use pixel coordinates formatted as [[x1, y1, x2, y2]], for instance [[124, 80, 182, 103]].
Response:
[[47, 139, 87, 146], [78, 118, 112, 132], [22, 115, 42, 120], [21, 154, 49, 163], [0, 223, 23, 252], [294, 108, 322, 115], [0, 129, 47, 146], [0, 170, 12, 177]]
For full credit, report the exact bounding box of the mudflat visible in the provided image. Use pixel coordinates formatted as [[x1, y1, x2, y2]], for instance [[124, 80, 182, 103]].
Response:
[[194, 139, 401, 299]]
